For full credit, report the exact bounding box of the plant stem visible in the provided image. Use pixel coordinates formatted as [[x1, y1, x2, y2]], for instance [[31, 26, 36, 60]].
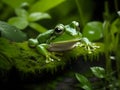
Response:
[[115, 34, 120, 85], [103, 20, 112, 74], [75, 0, 85, 27]]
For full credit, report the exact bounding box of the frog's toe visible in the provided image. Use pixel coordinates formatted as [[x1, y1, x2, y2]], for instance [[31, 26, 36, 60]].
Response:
[[50, 52, 61, 61], [90, 44, 100, 51], [46, 58, 54, 63], [45, 59, 49, 63], [45, 57, 54, 63], [85, 43, 100, 54], [85, 46, 92, 54], [45, 53, 61, 63], [92, 43, 100, 48]]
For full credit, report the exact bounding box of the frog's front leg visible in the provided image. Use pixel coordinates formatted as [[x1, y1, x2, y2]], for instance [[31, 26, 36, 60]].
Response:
[[37, 44, 60, 63], [81, 37, 99, 54]]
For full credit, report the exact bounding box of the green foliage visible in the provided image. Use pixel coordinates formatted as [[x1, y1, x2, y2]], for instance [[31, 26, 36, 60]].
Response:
[[8, 8, 51, 32], [15, 8, 28, 17], [29, 22, 47, 33], [30, 0, 66, 12], [0, 21, 27, 42], [75, 73, 92, 90], [2, 0, 34, 8], [28, 12, 51, 21], [110, 17, 120, 51], [79, 5, 120, 89], [103, 1, 120, 87], [75, 66, 120, 90], [2, 0, 65, 33], [75, 0, 94, 27], [105, 13, 120, 86], [8, 17, 29, 30], [0, 0, 120, 89], [83, 21, 103, 41], [90, 66, 105, 78]]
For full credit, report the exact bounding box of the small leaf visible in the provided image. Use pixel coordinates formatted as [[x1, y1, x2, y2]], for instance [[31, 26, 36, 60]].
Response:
[[83, 21, 103, 41], [15, 8, 28, 17], [30, 0, 65, 12], [28, 12, 51, 22], [29, 22, 47, 33], [8, 17, 28, 29], [2, 0, 34, 8], [111, 18, 120, 34], [75, 73, 92, 90], [90, 67, 105, 78], [0, 21, 27, 42]]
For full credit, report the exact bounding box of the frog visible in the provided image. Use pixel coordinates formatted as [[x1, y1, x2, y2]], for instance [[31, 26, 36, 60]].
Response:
[[28, 21, 99, 63]]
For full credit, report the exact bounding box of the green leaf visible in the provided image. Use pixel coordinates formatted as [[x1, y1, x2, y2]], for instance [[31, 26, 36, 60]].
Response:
[[75, 73, 92, 90], [8, 17, 28, 30], [15, 8, 28, 18], [90, 67, 105, 78], [28, 12, 51, 22], [111, 18, 120, 34], [30, 0, 65, 12], [0, 21, 27, 42], [29, 22, 47, 33], [2, 0, 34, 8], [83, 21, 103, 41], [75, 0, 95, 27]]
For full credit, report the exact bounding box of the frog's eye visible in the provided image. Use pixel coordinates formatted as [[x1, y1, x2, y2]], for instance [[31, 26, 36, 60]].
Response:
[[54, 24, 64, 34]]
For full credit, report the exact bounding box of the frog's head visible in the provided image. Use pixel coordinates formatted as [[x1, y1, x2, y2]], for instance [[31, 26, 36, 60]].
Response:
[[48, 21, 82, 51]]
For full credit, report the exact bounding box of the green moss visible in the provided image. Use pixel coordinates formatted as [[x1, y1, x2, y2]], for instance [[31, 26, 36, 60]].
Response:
[[63, 43, 104, 61], [0, 38, 104, 78]]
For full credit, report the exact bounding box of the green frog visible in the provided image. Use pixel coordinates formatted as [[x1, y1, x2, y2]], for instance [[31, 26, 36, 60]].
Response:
[[28, 21, 99, 63]]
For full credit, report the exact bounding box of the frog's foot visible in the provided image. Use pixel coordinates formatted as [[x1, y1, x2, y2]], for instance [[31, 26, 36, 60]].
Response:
[[84, 43, 100, 54], [81, 37, 100, 54], [45, 57, 54, 63], [36, 44, 61, 63], [45, 52, 61, 63]]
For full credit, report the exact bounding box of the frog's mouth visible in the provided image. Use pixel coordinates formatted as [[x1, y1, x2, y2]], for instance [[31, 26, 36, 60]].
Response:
[[48, 39, 80, 51]]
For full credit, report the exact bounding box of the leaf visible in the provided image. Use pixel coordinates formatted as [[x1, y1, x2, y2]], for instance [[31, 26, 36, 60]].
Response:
[[0, 21, 27, 42], [111, 18, 120, 34], [2, 0, 34, 8], [30, 0, 65, 12], [15, 8, 28, 17], [29, 22, 47, 33], [75, 73, 92, 90], [90, 67, 105, 78], [28, 12, 51, 22], [83, 21, 103, 41], [75, 0, 95, 27], [8, 17, 28, 30]]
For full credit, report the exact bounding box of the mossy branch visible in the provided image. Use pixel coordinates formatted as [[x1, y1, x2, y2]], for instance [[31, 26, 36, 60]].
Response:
[[0, 38, 104, 81]]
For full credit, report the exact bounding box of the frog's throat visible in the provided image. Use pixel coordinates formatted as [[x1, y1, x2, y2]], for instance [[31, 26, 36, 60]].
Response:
[[48, 40, 80, 51]]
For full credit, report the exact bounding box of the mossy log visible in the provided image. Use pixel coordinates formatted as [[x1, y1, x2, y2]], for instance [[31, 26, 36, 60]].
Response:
[[0, 38, 104, 82]]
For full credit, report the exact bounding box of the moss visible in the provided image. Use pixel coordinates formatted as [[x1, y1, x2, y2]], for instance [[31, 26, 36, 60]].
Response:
[[63, 43, 104, 61], [0, 38, 104, 80]]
